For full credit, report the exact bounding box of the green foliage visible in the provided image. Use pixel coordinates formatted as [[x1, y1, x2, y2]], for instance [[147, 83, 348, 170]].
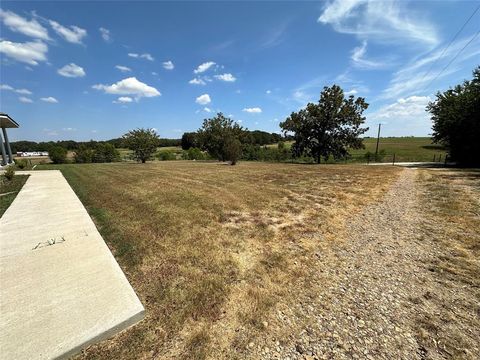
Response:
[[48, 146, 68, 164], [182, 147, 206, 160], [224, 137, 242, 165], [280, 84, 369, 163], [157, 151, 177, 161], [74, 145, 95, 163], [427, 67, 480, 166], [123, 128, 160, 163], [93, 143, 120, 163], [3, 166, 15, 181], [181, 132, 198, 150], [197, 113, 244, 162], [241, 144, 291, 162], [364, 149, 386, 162], [15, 159, 28, 169]]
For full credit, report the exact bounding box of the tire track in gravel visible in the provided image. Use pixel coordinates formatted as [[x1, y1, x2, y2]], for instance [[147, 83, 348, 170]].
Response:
[[276, 167, 479, 360]]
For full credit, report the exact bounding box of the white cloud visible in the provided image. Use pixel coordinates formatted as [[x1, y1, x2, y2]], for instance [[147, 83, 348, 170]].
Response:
[[195, 93, 211, 105], [152, 71, 158, 76], [57, 63, 85, 78], [49, 20, 87, 44], [162, 60, 174, 70], [242, 107, 262, 113], [214, 73, 236, 82], [0, 40, 48, 65], [115, 65, 131, 72], [0, 9, 49, 40], [189, 78, 206, 85], [128, 53, 154, 61], [350, 41, 386, 69], [368, 96, 432, 135], [0, 84, 32, 95], [62, 127, 77, 131], [40, 96, 58, 103], [203, 107, 212, 113], [16, 88, 32, 95], [266, 90, 272, 94], [93, 77, 161, 98], [318, 0, 438, 46], [99, 27, 111, 42], [19, 96, 33, 103], [194, 61, 216, 74], [113, 96, 133, 103], [345, 89, 358, 95], [381, 34, 480, 99]]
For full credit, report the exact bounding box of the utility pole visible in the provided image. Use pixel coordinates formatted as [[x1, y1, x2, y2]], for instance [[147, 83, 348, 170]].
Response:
[[375, 123, 382, 159]]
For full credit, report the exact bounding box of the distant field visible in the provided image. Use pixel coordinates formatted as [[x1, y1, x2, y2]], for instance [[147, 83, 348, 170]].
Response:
[[39, 161, 401, 359], [268, 137, 446, 162]]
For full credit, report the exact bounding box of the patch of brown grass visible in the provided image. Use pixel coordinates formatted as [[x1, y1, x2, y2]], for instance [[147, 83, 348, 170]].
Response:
[[58, 162, 401, 359]]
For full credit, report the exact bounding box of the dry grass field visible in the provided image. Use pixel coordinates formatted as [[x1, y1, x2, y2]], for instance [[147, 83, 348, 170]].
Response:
[[36, 162, 479, 359]]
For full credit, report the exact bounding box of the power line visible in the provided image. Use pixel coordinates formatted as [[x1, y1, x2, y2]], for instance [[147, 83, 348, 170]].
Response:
[[424, 28, 480, 91], [420, 3, 480, 85]]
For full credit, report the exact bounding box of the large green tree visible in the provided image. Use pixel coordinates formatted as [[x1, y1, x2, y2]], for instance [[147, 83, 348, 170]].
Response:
[[196, 113, 244, 164], [123, 128, 160, 163], [280, 85, 369, 163], [427, 67, 480, 166]]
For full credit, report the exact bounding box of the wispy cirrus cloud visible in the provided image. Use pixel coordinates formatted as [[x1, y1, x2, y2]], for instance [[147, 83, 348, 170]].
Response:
[[381, 33, 480, 99], [351, 41, 389, 69], [128, 52, 154, 61], [162, 60, 174, 70], [318, 0, 439, 47], [99, 27, 111, 42], [242, 107, 262, 113], [115, 65, 131, 72], [214, 73, 236, 82]]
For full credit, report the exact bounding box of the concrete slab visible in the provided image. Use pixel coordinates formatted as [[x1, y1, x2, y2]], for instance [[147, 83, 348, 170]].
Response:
[[0, 170, 144, 359]]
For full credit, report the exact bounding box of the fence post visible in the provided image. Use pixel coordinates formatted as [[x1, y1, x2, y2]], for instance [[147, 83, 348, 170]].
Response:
[[433, 154, 436, 162], [367, 153, 370, 165], [438, 154, 442, 162], [392, 153, 396, 165], [444, 154, 448, 166]]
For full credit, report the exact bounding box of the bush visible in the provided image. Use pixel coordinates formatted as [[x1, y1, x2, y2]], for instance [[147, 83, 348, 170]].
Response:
[[93, 143, 120, 163], [15, 159, 28, 169], [74, 145, 94, 163], [49, 146, 68, 164], [182, 147, 206, 160], [3, 166, 15, 181], [157, 151, 176, 161], [224, 138, 242, 165]]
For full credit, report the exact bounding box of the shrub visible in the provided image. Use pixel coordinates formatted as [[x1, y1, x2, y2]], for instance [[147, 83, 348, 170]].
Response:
[[157, 151, 176, 161], [182, 147, 206, 160], [74, 145, 94, 163], [15, 159, 28, 169], [94, 143, 120, 163], [3, 166, 15, 181], [224, 138, 242, 165], [49, 146, 68, 164]]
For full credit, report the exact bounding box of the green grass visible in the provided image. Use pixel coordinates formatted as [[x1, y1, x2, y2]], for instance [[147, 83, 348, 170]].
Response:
[[36, 161, 401, 359], [0, 175, 29, 217], [268, 137, 447, 162]]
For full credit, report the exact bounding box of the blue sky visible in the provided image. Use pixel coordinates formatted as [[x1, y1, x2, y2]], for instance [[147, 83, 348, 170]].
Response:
[[1, 1, 479, 142]]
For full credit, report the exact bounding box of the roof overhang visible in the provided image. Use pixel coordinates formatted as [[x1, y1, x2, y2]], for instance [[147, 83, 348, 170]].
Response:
[[0, 113, 19, 128]]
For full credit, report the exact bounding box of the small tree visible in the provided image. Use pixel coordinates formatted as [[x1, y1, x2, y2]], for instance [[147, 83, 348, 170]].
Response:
[[280, 85, 369, 163], [196, 113, 244, 162], [123, 128, 160, 163], [94, 143, 120, 163], [49, 146, 68, 164], [224, 137, 242, 165], [427, 67, 480, 166], [74, 145, 95, 163]]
